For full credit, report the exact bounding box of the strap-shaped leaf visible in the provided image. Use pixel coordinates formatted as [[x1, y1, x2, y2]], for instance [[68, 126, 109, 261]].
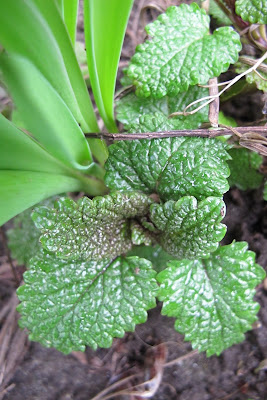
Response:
[[127, 3, 241, 98], [17, 254, 158, 353], [0, 171, 84, 226], [62, 0, 79, 45], [0, 53, 92, 170], [116, 85, 209, 132], [84, 0, 133, 132], [0, 0, 98, 132], [32, 192, 153, 261], [150, 196, 226, 259], [228, 148, 263, 190], [105, 137, 230, 201], [235, 0, 267, 24], [157, 242, 266, 356]]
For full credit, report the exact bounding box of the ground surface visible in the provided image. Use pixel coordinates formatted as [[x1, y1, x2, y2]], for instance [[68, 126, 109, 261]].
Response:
[[0, 1, 267, 399]]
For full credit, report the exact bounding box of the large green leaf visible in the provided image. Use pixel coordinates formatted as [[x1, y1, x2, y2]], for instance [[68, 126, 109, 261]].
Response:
[[32, 192, 153, 261], [127, 244, 176, 273], [0, 53, 92, 170], [0, 114, 71, 175], [105, 137, 231, 201], [150, 196, 226, 259], [0, 171, 83, 226], [84, 0, 134, 131], [116, 85, 209, 132], [0, 0, 98, 132], [17, 254, 158, 353], [235, 0, 267, 24], [157, 242, 266, 356], [127, 3, 241, 98]]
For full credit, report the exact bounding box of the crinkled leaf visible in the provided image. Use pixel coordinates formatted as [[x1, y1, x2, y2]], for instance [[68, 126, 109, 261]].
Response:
[[116, 86, 209, 132], [127, 3, 241, 98], [150, 196, 226, 259], [228, 148, 263, 190], [7, 197, 57, 266], [235, 0, 267, 24], [127, 244, 175, 273], [32, 192, 153, 261], [17, 253, 158, 353], [157, 242, 266, 356], [105, 137, 231, 202]]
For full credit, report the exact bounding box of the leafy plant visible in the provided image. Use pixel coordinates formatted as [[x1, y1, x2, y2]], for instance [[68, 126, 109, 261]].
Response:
[[1, 0, 266, 358]]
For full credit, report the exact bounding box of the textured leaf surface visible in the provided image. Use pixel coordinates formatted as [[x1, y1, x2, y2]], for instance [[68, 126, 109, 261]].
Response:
[[150, 196, 226, 259], [32, 192, 153, 260], [228, 148, 263, 190], [116, 86, 209, 132], [105, 137, 230, 201], [235, 0, 267, 24], [17, 254, 158, 353], [7, 197, 56, 266], [157, 242, 266, 356], [127, 3, 241, 98]]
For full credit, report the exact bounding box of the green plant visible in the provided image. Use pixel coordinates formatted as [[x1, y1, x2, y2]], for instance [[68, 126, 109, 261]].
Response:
[[1, 0, 267, 357]]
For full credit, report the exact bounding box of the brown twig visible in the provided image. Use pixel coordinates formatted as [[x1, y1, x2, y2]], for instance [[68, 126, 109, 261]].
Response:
[[84, 126, 267, 141], [208, 77, 219, 127]]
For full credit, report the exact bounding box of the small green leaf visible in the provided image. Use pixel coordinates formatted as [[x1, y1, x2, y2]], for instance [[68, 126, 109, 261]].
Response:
[[127, 244, 175, 273], [17, 253, 158, 353], [32, 192, 153, 261], [235, 0, 267, 24], [209, 0, 232, 26], [105, 137, 230, 201], [228, 148, 263, 190], [150, 196, 226, 259], [116, 85, 209, 132], [127, 3, 241, 98], [264, 182, 267, 200], [157, 242, 266, 356], [7, 197, 57, 266]]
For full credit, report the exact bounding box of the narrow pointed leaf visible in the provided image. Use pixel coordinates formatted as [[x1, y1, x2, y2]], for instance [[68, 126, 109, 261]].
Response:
[[0, 171, 83, 226], [157, 242, 266, 356], [0, 53, 92, 170], [150, 196, 226, 259], [0, 0, 98, 132], [32, 192, 153, 260], [105, 137, 231, 201], [63, 0, 79, 45], [84, 0, 134, 131], [17, 254, 158, 353], [127, 3, 241, 98], [0, 114, 71, 175]]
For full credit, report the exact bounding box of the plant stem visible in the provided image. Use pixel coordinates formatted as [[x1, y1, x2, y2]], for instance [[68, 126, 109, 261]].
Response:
[[85, 126, 267, 141]]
